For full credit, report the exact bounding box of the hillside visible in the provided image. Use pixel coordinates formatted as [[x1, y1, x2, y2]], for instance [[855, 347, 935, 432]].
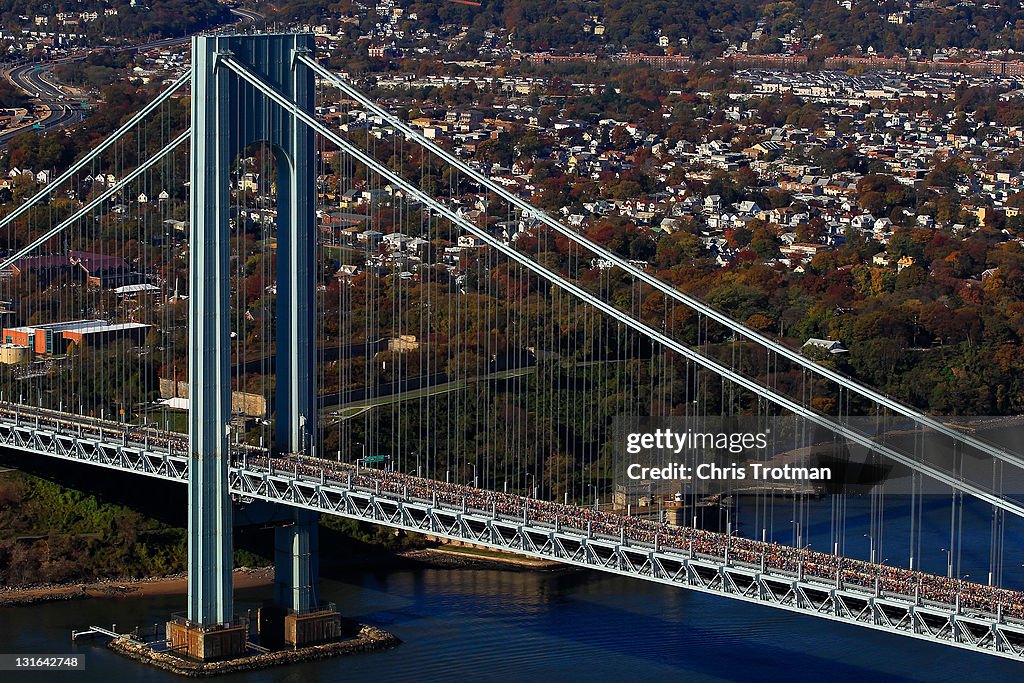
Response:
[[267, 0, 1024, 58]]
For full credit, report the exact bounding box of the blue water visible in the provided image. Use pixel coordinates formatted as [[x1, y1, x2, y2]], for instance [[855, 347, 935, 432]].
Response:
[[2, 564, 1022, 682]]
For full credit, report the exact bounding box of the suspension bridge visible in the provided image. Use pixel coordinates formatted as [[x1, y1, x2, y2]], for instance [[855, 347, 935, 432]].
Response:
[[1, 33, 1024, 664]]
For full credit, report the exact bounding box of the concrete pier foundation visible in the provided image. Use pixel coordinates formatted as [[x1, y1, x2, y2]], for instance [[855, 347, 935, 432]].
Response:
[[166, 618, 247, 661]]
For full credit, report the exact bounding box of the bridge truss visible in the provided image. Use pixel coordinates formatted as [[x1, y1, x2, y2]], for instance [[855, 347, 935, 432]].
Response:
[[1, 407, 1024, 661]]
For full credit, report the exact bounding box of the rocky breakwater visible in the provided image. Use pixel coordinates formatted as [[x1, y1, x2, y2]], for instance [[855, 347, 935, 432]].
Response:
[[109, 624, 401, 676]]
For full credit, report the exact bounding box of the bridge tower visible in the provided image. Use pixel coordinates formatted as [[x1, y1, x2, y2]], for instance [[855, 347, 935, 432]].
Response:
[[173, 33, 323, 659]]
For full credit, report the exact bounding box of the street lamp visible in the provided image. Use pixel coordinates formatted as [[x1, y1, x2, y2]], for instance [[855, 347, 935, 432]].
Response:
[[355, 441, 366, 472], [864, 533, 876, 564], [941, 548, 953, 578]]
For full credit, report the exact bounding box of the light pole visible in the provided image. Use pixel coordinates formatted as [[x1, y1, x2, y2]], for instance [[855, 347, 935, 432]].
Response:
[[790, 520, 802, 549], [470, 462, 478, 488], [941, 548, 953, 578], [864, 533, 876, 564], [355, 441, 366, 473]]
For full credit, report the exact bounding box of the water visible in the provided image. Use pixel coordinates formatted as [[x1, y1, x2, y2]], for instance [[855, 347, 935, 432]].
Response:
[[2, 565, 1022, 682]]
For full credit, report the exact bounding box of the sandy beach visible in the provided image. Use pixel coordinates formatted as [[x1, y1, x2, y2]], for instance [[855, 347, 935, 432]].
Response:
[[0, 566, 274, 607]]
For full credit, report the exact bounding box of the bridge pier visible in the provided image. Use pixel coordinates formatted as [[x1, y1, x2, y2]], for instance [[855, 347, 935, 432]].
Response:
[[175, 32, 332, 660], [274, 508, 320, 613], [270, 509, 341, 648]]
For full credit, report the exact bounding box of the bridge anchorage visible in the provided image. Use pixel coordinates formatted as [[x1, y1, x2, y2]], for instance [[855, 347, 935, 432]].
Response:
[[3, 27, 1024, 673]]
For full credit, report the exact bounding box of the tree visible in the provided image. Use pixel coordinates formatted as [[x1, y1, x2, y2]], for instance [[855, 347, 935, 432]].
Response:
[[654, 231, 704, 268]]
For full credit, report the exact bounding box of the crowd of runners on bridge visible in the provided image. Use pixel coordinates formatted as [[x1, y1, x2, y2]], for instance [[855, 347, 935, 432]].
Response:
[[247, 451, 1024, 621], [2, 401, 1021, 621]]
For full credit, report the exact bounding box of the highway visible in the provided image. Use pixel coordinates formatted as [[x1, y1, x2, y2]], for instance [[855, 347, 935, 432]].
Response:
[[0, 63, 82, 144], [0, 3, 263, 146], [228, 7, 263, 24]]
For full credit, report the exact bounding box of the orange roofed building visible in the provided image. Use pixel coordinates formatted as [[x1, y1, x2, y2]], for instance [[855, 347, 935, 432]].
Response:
[[2, 319, 151, 356]]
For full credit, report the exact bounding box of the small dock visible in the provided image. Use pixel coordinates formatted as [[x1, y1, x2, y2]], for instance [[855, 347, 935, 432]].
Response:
[[72, 625, 129, 642]]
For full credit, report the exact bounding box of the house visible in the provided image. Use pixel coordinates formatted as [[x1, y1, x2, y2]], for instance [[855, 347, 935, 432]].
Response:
[[357, 230, 383, 248], [703, 195, 723, 213], [382, 232, 412, 250], [733, 200, 761, 216], [802, 338, 848, 354], [780, 243, 829, 259], [850, 215, 875, 230]]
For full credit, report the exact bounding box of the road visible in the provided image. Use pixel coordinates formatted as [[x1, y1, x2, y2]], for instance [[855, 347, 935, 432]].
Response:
[[0, 63, 83, 144], [0, 4, 263, 145], [228, 7, 263, 24]]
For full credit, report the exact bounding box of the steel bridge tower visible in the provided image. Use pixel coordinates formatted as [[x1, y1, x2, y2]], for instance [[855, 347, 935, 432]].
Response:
[[178, 33, 322, 658]]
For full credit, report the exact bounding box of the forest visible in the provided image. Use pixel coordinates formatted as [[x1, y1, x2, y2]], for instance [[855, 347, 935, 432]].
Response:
[[270, 0, 1024, 58], [0, 81, 29, 110]]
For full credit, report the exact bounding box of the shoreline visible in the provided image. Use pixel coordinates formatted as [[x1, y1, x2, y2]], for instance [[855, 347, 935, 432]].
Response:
[[0, 567, 274, 608], [0, 545, 570, 608], [402, 545, 564, 570]]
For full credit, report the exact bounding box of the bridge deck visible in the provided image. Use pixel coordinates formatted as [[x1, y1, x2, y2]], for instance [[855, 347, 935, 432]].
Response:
[[1, 402, 1023, 661]]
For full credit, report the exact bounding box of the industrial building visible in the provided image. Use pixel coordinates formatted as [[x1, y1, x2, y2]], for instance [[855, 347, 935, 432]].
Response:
[[0, 319, 151, 359]]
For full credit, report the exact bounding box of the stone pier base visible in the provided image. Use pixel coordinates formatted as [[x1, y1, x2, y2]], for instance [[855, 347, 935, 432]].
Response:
[[166, 619, 247, 661], [111, 624, 400, 676], [285, 609, 344, 647]]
